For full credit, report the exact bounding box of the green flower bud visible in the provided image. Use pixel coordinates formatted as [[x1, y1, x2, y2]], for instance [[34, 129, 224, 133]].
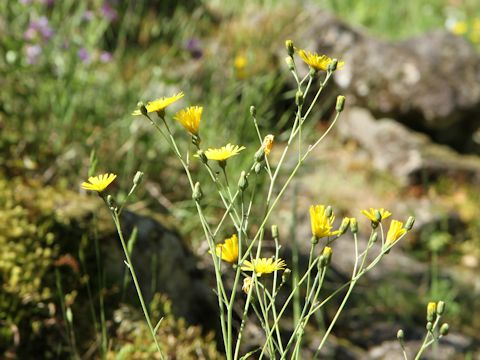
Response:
[[439, 323, 449, 336], [426, 321, 433, 331], [271, 224, 279, 240], [436, 301, 445, 315], [285, 56, 295, 71], [325, 206, 333, 218], [405, 216, 415, 231], [192, 182, 203, 202], [311, 235, 319, 245], [197, 150, 208, 164], [282, 268, 291, 283], [397, 329, 405, 341], [327, 59, 338, 72], [106, 195, 116, 210], [319, 246, 333, 267], [137, 101, 148, 116], [335, 95, 346, 112], [285, 40, 294, 57], [350, 218, 358, 234], [250, 105, 257, 117], [238, 171, 248, 191], [339, 217, 350, 235], [370, 232, 378, 243], [133, 171, 144, 186], [254, 147, 265, 162], [254, 162, 263, 174], [295, 90, 304, 106], [427, 302, 437, 322]]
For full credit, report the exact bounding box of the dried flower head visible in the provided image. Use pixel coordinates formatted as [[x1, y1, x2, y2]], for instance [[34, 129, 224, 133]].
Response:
[[262, 134, 274, 156], [242, 276, 253, 294]]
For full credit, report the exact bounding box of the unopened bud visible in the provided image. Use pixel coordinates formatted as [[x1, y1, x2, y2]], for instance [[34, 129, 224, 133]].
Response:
[[427, 302, 437, 322], [426, 321, 433, 331], [133, 171, 144, 186], [254, 162, 263, 174], [339, 217, 350, 235], [311, 236, 319, 245], [397, 329, 404, 341], [350, 218, 358, 234], [325, 206, 333, 218], [238, 171, 248, 191], [137, 101, 148, 116], [335, 95, 346, 112], [309, 67, 317, 78], [295, 90, 304, 106], [436, 301, 445, 315], [327, 59, 338, 72], [106, 195, 116, 210], [285, 56, 295, 71], [254, 147, 265, 162], [271, 225, 279, 240], [250, 105, 256, 117], [192, 182, 203, 201], [439, 323, 449, 336], [405, 216, 415, 231], [285, 40, 294, 57], [320, 246, 333, 267], [370, 232, 378, 243], [282, 268, 291, 283]]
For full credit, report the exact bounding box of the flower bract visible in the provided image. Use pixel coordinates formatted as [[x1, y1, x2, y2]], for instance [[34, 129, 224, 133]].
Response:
[[81, 173, 117, 192]]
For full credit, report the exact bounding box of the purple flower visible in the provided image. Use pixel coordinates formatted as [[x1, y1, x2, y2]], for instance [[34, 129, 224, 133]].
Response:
[[25, 44, 42, 65], [82, 10, 94, 22], [99, 51, 113, 63], [77, 48, 91, 64], [24, 16, 54, 41], [101, 2, 118, 22], [184, 38, 203, 59]]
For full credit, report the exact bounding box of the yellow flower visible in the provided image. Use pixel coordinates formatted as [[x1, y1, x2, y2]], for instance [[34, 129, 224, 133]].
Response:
[[174, 106, 202, 135], [451, 21, 468, 35], [241, 258, 286, 277], [204, 143, 246, 162], [132, 92, 184, 115], [386, 220, 407, 245], [361, 208, 392, 223], [81, 173, 117, 192], [262, 134, 274, 156], [234, 54, 248, 79], [242, 276, 253, 294], [297, 49, 344, 72], [213, 234, 239, 263], [309, 205, 339, 239]]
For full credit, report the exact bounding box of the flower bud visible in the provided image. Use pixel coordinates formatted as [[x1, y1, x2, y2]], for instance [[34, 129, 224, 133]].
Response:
[[335, 95, 346, 112], [238, 171, 248, 191], [197, 150, 208, 164], [309, 67, 317, 78], [192, 182, 203, 201], [327, 59, 338, 72], [282, 268, 291, 283], [133, 171, 144, 186], [405, 216, 415, 231], [106, 195, 116, 210], [254, 147, 265, 162], [285, 56, 295, 71], [271, 224, 279, 240], [350, 218, 358, 234], [319, 246, 333, 267], [325, 206, 333, 218], [439, 323, 449, 336], [311, 236, 319, 245], [254, 162, 263, 174], [426, 321, 433, 331], [436, 301, 445, 315], [137, 101, 147, 116], [427, 302, 437, 322], [285, 40, 294, 57], [338, 217, 350, 235], [370, 232, 378, 243], [295, 90, 304, 106], [250, 105, 256, 117], [397, 329, 404, 341]]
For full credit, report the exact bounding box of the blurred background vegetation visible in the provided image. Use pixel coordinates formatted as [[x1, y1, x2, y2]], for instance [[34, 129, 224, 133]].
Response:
[[1, 0, 480, 358]]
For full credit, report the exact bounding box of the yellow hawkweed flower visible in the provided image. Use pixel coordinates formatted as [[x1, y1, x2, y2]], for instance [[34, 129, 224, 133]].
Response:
[[204, 143, 246, 162], [81, 173, 117, 192], [309, 205, 339, 239], [174, 106, 202, 135], [361, 208, 392, 223], [242, 276, 253, 294], [386, 220, 407, 245], [212, 234, 239, 263], [241, 258, 286, 277], [132, 92, 184, 116], [451, 21, 468, 35], [262, 134, 274, 156], [234, 54, 248, 79], [297, 49, 344, 72]]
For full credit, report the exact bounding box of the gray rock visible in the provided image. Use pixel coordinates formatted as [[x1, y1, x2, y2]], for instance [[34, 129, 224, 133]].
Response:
[[296, 6, 480, 151]]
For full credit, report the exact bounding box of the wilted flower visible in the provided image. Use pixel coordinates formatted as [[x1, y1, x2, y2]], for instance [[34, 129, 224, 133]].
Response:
[[386, 220, 407, 245], [297, 49, 344, 72], [242, 276, 253, 294], [203, 144, 246, 162], [213, 234, 239, 263], [262, 134, 274, 156], [81, 173, 117, 192], [174, 106, 202, 135], [241, 258, 286, 277], [310, 205, 339, 239], [132, 92, 184, 116]]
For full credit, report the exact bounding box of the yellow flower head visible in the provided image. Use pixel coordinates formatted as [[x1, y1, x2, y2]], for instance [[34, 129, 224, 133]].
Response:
[[174, 106, 202, 135], [234, 54, 248, 79], [361, 208, 392, 224], [81, 173, 117, 192], [386, 220, 407, 245], [213, 234, 239, 263], [132, 92, 184, 116], [297, 49, 344, 72], [204, 143, 246, 162], [242, 276, 253, 294], [451, 21, 468, 35], [262, 134, 274, 156], [241, 258, 286, 277], [309, 205, 339, 239]]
